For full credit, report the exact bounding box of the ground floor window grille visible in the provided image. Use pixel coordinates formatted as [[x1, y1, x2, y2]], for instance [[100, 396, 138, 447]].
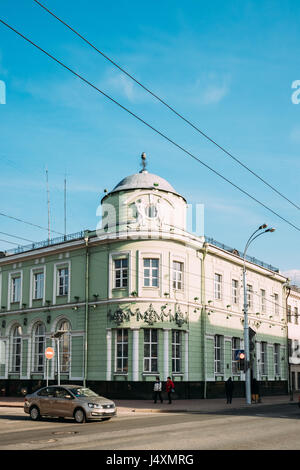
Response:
[[172, 330, 181, 373], [260, 342, 267, 376], [214, 335, 223, 374], [116, 329, 128, 372], [274, 344, 280, 376], [33, 323, 45, 373], [144, 329, 158, 372], [232, 337, 240, 374], [11, 325, 22, 373]]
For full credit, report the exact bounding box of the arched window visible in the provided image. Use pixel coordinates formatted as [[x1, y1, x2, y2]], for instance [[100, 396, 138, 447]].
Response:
[[33, 322, 45, 373], [11, 325, 22, 373], [57, 320, 71, 373]]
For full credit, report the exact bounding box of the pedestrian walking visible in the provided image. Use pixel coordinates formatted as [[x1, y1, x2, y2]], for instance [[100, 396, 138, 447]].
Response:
[[153, 377, 163, 403], [166, 376, 175, 404], [251, 378, 259, 403], [225, 377, 234, 404]]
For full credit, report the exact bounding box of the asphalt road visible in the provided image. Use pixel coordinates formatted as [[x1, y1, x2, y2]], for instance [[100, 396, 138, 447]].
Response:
[[0, 403, 300, 451]]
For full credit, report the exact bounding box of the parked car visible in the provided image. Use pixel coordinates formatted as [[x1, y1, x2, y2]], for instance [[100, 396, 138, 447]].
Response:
[[24, 384, 116, 423]]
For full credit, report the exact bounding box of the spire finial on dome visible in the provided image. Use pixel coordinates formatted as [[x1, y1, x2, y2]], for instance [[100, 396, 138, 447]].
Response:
[[140, 152, 147, 173]]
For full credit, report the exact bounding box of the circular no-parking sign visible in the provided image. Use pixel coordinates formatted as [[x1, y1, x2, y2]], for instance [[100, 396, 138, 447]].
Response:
[[45, 347, 55, 360]]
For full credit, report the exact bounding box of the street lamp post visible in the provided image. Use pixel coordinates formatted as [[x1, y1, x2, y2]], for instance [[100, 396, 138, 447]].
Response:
[[243, 224, 275, 404]]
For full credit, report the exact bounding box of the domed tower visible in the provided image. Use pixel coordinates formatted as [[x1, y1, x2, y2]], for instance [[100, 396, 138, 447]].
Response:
[[99, 153, 187, 236]]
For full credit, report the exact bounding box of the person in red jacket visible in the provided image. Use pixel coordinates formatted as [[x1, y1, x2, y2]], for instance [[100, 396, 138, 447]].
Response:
[[166, 376, 175, 404]]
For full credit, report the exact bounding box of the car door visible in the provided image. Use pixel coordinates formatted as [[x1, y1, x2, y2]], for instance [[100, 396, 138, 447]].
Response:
[[36, 387, 56, 415], [52, 387, 75, 417]]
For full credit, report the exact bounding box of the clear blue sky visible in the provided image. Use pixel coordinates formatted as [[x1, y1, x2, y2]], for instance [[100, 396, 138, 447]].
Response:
[[0, 0, 299, 282]]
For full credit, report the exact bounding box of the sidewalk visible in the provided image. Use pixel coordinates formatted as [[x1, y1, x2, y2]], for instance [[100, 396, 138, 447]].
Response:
[[0, 395, 297, 415]]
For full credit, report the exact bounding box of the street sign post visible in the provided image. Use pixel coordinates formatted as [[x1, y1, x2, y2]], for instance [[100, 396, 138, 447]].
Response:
[[45, 347, 55, 386]]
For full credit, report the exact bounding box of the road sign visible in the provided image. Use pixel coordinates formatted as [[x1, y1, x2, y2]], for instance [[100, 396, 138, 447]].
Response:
[[235, 349, 245, 361], [45, 347, 55, 360]]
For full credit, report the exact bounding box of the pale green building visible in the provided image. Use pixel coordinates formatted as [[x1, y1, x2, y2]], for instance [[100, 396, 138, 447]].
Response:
[[0, 161, 289, 398]]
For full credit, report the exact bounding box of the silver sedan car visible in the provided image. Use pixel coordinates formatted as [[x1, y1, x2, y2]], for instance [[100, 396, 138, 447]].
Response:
[[24, 384, 117, 423]]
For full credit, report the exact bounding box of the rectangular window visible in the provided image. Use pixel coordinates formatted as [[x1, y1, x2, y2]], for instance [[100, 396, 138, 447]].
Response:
[[288, 305, 291, 323], [143, 259, 159, 287], [260, 289, 266, 313], [144, 329, 158, 372], [260, 342, 267, 376], [214, 335, 223, 374], [232, 337, 240, 374], [247, 284, 253, 310], [11, 276, 21, 303], [33, 272, 44, 300], [58, 267, 69, 296], [173, 261, 184, 290], [116, 329, 128, 373], [274, 293, 279, 316], [274, 344, 280, 376], [232, 280, 238, 305], [172, 330, 181, 373], [114, 259, 128, 288], [214, 274, 222, 300], [295, 307, 299, 325]]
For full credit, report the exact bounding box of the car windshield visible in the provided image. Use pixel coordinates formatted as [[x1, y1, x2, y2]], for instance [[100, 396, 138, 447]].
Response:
[[69, 387, 99, 398]]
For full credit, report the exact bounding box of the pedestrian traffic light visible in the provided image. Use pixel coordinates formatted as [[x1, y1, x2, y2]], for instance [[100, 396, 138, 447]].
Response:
[[238, 351, 246, 372]]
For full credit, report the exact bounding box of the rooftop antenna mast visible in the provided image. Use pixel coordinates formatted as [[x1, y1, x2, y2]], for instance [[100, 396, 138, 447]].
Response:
[[46, 167, 50, 241]]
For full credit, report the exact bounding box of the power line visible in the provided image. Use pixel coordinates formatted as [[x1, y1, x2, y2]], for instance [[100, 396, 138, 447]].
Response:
[[0, 238, 21, 246], [33, 0, 300, 212], [0, 231, 36, 243], [0, 211, 64, 235], [1, 19, 300, 234]]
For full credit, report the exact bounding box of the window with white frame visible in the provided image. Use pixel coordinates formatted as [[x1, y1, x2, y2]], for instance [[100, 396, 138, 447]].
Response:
[[247, 284, 253, 310], [260, 342, 267, 376], [144, 329, 158, 372], [294, 307, 299, 325], [232, 337, 240, 374], [214, 274, 222, 300], [274, 344, 280, 376], [11, 325, 22, 373], [143, 259, 159, 287], [114, 259, 128, 288], [232, 279, 239, 305], [58, 267, 69, 296], [56, 320, 71, 373], [274, 293, 279, 316], [173, 261, 183, 290], [11, 276, 21, 303], [172, 330, 182, 373], [288, 305, 292, 323], [214, 335, 223, 374], [260, 289, 266, 313], [33, 322, 45, 373], [116, 329, 128, 373], [0, 339, 5, 366], [33, 272, 44, 300]]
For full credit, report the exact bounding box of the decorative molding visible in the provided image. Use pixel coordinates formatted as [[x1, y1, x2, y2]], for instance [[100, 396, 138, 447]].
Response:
[[107, 303, 189, 327]]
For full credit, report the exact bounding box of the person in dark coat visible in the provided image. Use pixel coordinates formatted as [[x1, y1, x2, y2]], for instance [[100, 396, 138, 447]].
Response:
[[225, 377, 234, 404], [251, 378, 259, 403]]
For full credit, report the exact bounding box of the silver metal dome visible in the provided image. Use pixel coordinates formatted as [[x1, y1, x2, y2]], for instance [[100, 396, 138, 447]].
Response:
[[108, 170, 184, 199]]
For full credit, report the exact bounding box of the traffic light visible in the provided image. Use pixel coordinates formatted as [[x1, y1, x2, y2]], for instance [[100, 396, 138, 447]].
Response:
[[238, 351, 246, 372]]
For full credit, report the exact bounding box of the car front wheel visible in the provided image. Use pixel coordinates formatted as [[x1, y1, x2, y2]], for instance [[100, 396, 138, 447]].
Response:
[[74, 408, 86, 423], [30, 406, 41, 421]]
